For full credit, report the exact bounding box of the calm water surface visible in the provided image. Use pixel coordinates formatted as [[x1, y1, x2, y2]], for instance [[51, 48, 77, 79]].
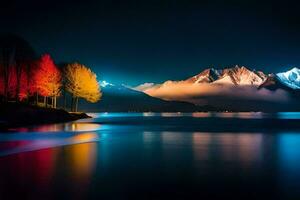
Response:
[[1, 112, 300, 199]]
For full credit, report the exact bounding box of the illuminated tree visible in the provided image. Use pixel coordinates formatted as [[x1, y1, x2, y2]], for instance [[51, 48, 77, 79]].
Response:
[[64, 62, 101, 111], [34, 54, 61, 108], [0, 34, 36, 102], [4, 64, 37, 101]]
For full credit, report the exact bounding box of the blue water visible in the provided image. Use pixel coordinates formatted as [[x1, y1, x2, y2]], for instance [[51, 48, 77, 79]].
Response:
[[1, 112, 300, 199]]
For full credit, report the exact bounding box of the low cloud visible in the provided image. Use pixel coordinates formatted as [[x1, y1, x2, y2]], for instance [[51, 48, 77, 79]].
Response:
[[133, 82, 156, 91], [135, 81, 290, 106]]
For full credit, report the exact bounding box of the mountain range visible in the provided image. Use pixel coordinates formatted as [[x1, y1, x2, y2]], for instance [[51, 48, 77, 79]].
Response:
[[80, 66, 300, 112], [134, 66, 300, 112], [184, 66, 267, 86], [136, 66, 300, 91], [78, 82, 218, 112]]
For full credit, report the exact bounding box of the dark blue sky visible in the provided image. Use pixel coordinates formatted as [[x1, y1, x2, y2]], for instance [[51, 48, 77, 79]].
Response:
[[1, 0, 300, 85]]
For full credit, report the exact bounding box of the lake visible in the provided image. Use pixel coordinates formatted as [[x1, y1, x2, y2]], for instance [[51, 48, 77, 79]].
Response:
[[1, 112, 300, 199]]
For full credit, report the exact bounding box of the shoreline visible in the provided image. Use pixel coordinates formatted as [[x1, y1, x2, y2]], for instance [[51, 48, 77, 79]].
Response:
[[0, 103, 91, 131]]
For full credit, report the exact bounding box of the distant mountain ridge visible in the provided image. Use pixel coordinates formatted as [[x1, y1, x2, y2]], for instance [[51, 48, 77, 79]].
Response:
[[137, 66, 300, 91], [185, 66, 267, 85], [78, 67, 300, 112], [78, 83, 218, 112], [132, 66, 300, 112]]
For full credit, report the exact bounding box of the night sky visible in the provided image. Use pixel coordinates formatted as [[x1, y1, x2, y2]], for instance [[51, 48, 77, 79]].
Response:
[[1, 0, 300, 85]]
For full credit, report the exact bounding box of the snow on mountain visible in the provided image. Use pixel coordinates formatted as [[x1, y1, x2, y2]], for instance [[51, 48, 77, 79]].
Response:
[[184, 68, 221, 84], [213, 75, 234, 84], [99, 80, 114, 87], [276, 67, 300, 89], [183, 66, 266, 86], [213, 66, 267, 86], [128, 66, 300, 111], [135, 66, 268, 93]]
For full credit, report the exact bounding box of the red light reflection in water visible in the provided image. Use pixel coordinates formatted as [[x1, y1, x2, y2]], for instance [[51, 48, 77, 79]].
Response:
[[0, 147, 59, 199], [0, 138, 98, 199], [11, 123, 102, 133]]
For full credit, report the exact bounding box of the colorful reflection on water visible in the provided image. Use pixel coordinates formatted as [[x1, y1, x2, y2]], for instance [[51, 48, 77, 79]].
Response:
[[0, 142, 97, 199], [87, 112, 300, 119], [0, 132, 99, 156], [10, 122, 102, 132], [1, 113, 300, 199]]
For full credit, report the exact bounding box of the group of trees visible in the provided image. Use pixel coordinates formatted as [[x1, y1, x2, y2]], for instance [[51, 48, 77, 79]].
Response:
[[0, 34, 101, 111], [0, 34, 36, 102]]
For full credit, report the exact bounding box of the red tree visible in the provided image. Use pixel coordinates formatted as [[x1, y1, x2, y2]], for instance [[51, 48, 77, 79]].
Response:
[[1, 63, 36, 101], [33, 54, 61, 108]]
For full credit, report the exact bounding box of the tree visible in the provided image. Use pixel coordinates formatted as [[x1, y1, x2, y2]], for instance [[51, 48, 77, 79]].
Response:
[[64, 62, 101, 112], [33, 54, 61, 108], [0, 34, 36, 102], [4, 64, 36, 101]]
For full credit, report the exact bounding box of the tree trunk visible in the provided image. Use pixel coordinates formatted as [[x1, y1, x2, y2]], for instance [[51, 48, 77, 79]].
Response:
[[43, 96, 46, 107], [15, 64, 21, 102], [71, 96, 74, 112], [36, 93, 39, 105], [2, 50, 10, 102], [45, 97, 48, 108], [54, 96, 57, 108], [63, 90, 67, 110], [26, 63, 31, 104], [3, 64, 9, 102], [75, 97, 79, 112]]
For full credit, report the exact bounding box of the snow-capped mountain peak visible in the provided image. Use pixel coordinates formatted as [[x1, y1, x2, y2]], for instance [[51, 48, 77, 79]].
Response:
[[276, 67, 300, 89], [213, 65, 267, 85], [185, 68, 221, 84], [135, 66, 268, 92], [100, 80, 114, 87]]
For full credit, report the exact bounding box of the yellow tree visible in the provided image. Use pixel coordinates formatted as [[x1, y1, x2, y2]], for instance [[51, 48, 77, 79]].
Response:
[[64, 62, 101, 111]]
